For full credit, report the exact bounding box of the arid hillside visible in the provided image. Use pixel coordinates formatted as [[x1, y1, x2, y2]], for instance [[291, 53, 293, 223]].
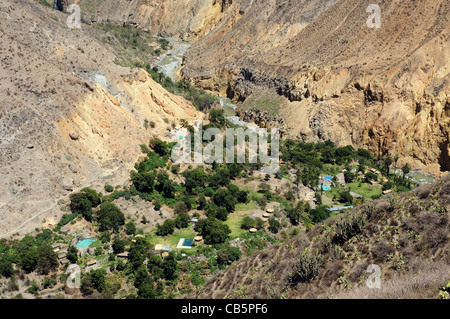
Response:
[[182, 0, 450, 175], [187, 174, 450, 299], [0, 0, 202, 238]]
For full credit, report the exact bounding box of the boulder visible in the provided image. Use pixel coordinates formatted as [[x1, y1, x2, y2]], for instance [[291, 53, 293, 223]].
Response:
[[62, 176, 74, 191]]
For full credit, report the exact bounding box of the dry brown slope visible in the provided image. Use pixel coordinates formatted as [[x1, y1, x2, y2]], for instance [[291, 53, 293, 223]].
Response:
[[182, 0, 450, 175], [0, 0, 202, 238]]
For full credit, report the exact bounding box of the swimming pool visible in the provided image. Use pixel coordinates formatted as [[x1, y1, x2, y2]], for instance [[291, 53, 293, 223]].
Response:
[[182, 239, 193, 247], [319, 185, 331, 191], [75, 238, 96, 248], [324, 176, 332, 180]]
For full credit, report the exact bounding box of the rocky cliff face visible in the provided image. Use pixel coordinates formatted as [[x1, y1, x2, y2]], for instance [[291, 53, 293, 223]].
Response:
[[181, 0, 450, 175], [0, 0, 202, 237], [78, 0, 229, 40]]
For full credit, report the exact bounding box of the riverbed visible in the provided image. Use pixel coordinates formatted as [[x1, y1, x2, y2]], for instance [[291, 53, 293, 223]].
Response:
[[151, 38, 255, 128]]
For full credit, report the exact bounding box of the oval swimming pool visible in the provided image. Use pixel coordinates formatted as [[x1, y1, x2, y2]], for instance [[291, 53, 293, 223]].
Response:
[[75, 238, 96, 248]]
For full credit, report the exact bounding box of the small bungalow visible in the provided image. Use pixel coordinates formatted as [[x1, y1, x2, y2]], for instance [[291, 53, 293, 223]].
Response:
[[87, 260, 97, 267], [116, 252, 129, 258], [336, 173, 346, 186]]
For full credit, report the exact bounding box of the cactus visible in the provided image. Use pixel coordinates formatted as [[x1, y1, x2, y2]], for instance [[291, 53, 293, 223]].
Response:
[[333, 212, 367, 245], [439, 281, 450, 299], [289, 248, 323, 284]]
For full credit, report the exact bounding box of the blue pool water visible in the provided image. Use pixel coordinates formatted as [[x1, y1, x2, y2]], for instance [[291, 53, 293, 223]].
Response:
[[319, 185, 331, 191], [75, 238, 96, 248], [324, 176, 332, 180], [182, 239, 193, 247]]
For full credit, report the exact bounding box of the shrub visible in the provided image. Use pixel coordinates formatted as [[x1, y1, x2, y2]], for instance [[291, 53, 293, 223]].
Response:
[[153, 198, 162, 211], [104, 184, 114, 193], [310, 205, 330, 223], [241, 216, 256, 230], [268, 218, 281, 234], [290, 248, 323, 283], [216, 246, 242, 266], [174, 202, 189, 215]]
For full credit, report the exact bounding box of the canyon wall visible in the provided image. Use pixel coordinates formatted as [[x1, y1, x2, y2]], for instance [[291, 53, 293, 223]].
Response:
[[181, 0, 450, 174]]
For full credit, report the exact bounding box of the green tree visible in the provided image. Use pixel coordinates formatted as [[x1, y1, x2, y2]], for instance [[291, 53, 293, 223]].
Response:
[[69, 192, 93, 221], [174, 202, 189, 215], [37, 244, 58, 275], [81, 187, 102, 207], [199, 218, 231, 245], [182, 168, 208, 194], [338, 190, 354, 205], [268, 218, 281, 234], [162, 252, 178, 281], [0, 257, 14, 278], [149, 138, 170, 157], [384, 156, 393, 176], [212, 189, 237, 213], [402, 163, 411, 179], [20, 246, 39, 273], [134, 266, 150, 289], [155, 219, 175, 236], [112, 238, 125, 254], [97, 202, 125, 232], [125, 221, 137, 235], [90, 269, 106, 293], [175, 212, 190, 229], [131, 170, 156, 193], [67, 246, 78, 264], [128, 237, 149, 269]]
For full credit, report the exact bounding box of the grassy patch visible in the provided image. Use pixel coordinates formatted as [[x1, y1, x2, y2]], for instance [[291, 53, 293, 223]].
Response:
[[347, 182, 382, 198], [147, 225, 197, 248], [234, 201, 258, 216], [225, 216, 246, 238], [240, 92, 283, 116], [92, 23, 163, 68]]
